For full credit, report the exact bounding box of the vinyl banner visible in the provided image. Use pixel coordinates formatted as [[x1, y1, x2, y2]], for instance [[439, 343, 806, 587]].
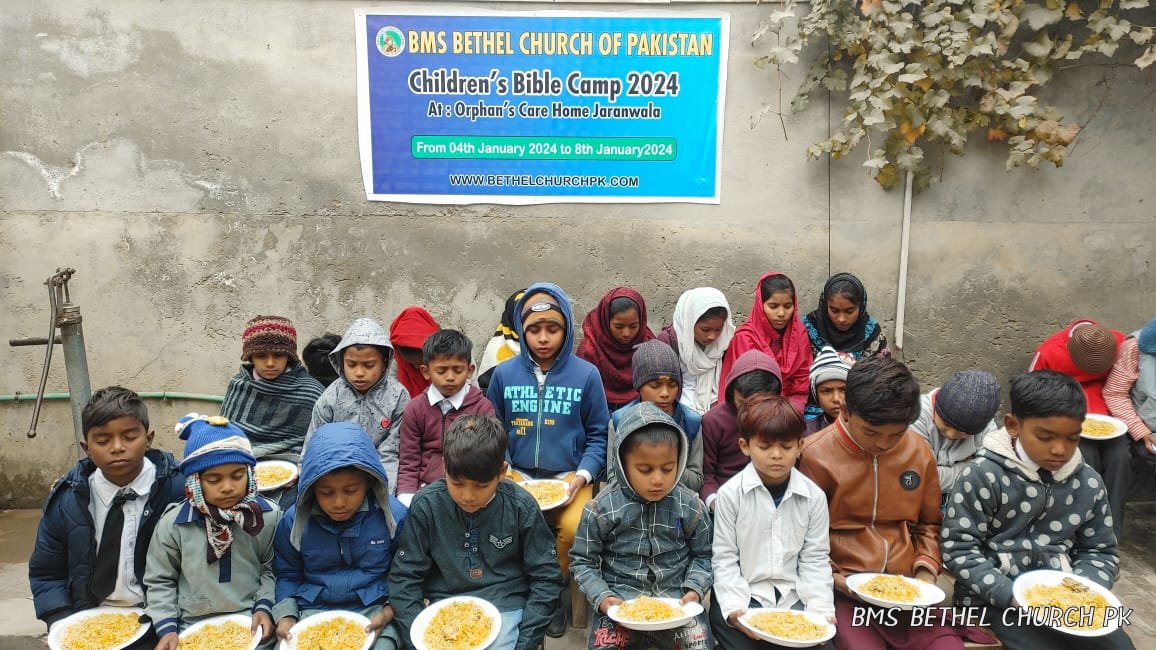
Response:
[[355, 8, 729, 204]]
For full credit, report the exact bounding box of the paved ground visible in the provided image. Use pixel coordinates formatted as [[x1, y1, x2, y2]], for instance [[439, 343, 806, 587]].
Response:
[[2, 504, 1153, 649]]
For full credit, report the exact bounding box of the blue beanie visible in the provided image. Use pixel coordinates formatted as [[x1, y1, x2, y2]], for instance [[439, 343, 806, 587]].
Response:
[[176, 413, 256, 475]]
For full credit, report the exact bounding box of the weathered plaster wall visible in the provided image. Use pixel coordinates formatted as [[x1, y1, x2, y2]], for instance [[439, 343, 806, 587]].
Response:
[[1, 1, 1153, 507]]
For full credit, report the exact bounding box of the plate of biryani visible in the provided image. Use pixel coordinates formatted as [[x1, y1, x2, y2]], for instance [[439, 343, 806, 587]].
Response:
[[179, 613, 260, 650], [607, 596, 704, 631], [280, 610, 373, 650], [1012, 569, 1122, 637], [847, 573, 946, 610], [517, 479, 570, 510], [410, 596, 501, 650], [1080, 414, 1127, 440], [738, 608, 836, 648], [256, 460, 299, 492], [47, 606, 149, 650]]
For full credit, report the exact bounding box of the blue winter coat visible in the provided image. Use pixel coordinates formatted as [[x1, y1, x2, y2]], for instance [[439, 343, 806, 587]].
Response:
[[272, 422, 407, 621], [28, 449, 185, 627]]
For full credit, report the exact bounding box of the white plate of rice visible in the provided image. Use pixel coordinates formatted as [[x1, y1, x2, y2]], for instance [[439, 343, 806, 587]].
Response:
[[847, 573, 945, 610], [47, 606, 148, 650], [179, 613, 260, 650], [1080, 414, 1128, 440], [1012, 569, 1122, 637], [279, 610, 373, 650], [607, 596, 704, 631], [516, 479, 570, 510], [410, 595, 501, 650], [738, 608, 836, 648], [255, 460, 299, 492]]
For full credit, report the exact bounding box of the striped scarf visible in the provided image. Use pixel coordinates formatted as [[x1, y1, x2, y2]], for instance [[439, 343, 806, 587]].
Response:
[[220, 362, 323, 460], [185, 469, 265, 564]]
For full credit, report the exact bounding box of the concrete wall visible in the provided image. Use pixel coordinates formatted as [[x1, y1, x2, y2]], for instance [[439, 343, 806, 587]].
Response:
[[2, 1, 1153, 507]]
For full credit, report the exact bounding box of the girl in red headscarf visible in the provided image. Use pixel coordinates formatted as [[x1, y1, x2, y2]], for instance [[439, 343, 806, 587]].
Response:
[[576, 287, 656, 411], [720, 272, 813, 414], [388, 306, 440, 398]]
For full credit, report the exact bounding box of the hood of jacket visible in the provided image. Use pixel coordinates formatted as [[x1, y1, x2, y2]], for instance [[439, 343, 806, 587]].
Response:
[[292, 421, 397, 545], [722, 349, 783, 405], [513, 282, 576, 373], [981, 426, 1084, 482], [328, 318, 394, 381], [611, 402, 688, 502]]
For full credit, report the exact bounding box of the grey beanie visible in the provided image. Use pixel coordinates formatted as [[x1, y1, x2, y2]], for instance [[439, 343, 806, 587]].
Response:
[[935, 370, 1001, 435], [632, 340, 682, 391]]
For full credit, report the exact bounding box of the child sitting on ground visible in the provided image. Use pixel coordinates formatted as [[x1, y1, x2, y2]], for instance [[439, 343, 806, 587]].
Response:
[[803, 346, 853, 436], [799, 357, 960, 650], [390, 415, 563, 650], [272, 422, 407, 649], [910, 369, 1000, 498], [942, 371, 1135, 650], [577, 287, 657, 411], [570, 402, 713, 650], [29, 387, 185, 647], [396, 329, 495, 506], [389, 306, 440, 398], [712, 394, 834, 650], [221, 315, 324, 463], [657, 287, 735, 414], [308, 317, 409, 492], [701, 349, 783, 509], [302, 333, 342, 388], [1104, 318, 1156, 457], [609, 340, 705, 491], [145, 414, 279, 649]]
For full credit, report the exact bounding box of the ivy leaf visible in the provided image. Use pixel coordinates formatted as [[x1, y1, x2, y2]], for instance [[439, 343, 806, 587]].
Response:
[[1120, 0, 1148, 8], [1131, 27, 1154, 45], [1023, 33, 1054, 58], [1022, 6, 1064, 29], [1137, 45, 1156, 69], [863, 155, 889, 169]]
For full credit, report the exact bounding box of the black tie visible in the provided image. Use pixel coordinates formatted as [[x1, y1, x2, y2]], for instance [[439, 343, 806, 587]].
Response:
[[91, 489, 137, 602], [1039, 469, 1054, 484]]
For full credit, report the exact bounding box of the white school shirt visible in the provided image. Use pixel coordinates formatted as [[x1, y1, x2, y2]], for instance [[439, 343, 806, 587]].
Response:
[[425, 382, 469, 411], [88, 457, 157, 606], [711, 464, 835, 620]]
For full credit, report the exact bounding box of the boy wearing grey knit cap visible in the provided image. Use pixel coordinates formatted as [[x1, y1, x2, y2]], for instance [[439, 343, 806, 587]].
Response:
[[910, 369, 1001, 497]]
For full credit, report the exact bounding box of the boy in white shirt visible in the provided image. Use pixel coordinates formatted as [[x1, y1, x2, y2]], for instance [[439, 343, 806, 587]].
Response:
[[711, 394, 834, 649]]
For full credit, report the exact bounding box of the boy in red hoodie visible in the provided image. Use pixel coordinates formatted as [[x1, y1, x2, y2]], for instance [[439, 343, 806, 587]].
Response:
[[1030, 319, 1127, 534], [389, 306, 440, 398], [396, 329, 494, 507]]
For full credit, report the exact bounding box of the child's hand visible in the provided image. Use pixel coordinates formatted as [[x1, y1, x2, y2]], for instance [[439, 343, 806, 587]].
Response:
[[276, 616, 297, 641], [679, 590, 701, 606], [833, 574, 857, 600], [726, 609, 762, 641], [154, 631, 179, 650], [252, 611, 273, 642], [914, 567, 937, 584], [367, 604, 395, 636], [564, 475, 588, 505], [598, 596, 624, 615]]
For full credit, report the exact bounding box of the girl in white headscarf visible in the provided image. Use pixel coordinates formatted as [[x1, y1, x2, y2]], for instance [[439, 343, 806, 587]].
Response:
[[657, 288, 736, 413]]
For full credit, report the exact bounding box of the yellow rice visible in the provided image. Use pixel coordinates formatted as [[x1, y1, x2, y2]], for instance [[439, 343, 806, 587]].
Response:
[[746, 611, 826, 641], [60, 612, 139, 650], [521, 481, 567, 508], [1024, 580, 1110, 629], [256, 464, 294, 489], [181, 620, 250, 650], [860, 575, 920, 603], [423, 601, 492, 650], [616, 596, 682, 622], [295, 616, 366, 650], [1081, 419, 1117, 438]]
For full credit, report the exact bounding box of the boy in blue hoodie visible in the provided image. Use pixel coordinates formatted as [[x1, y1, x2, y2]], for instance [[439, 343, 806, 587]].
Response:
[[485, 284, 611, 580], [273, 421, 408, 649], [29, 387, 185, 648], [570, 402, 713, 650], [390, 415, 564, 650], [308, 317, 410, 492]]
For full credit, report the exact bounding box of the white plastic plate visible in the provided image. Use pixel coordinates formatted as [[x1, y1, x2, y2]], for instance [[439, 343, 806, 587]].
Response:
[[607, 597, 704, 631], [738, 608, 836, 648], [47, 606, 148, 650], [410, 596, 501, 650], [1080, 414, 1128, 440], [846, 573, 945, 610], [1012, 569, 1122, 637], [279, 610, 373, 650], [517, 479, 570, 510], [179, 613, 260, 649], [255, 460, 299, 492]]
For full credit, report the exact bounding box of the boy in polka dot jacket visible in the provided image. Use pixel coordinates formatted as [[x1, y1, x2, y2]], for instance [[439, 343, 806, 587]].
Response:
[[941, 370, 1133, 649]]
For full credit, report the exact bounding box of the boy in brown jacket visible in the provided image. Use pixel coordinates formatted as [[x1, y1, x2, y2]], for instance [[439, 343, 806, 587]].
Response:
[[799, 357, 961, 650]]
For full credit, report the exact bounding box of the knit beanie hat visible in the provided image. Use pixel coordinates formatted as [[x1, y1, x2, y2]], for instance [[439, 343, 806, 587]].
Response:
[[521, 293, 565, 330], [176, 413, 256, 475], [935, 370, 1000, 436], [241, 315, 298, 362], [632, 340, 681, 391], [1067, 323, 1119, 374], [809, 346, 853, 389], [1137, 318, 1156, 355]]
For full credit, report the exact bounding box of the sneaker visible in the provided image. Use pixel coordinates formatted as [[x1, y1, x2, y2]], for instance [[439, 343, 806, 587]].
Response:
[[545, 608, 566, 638]]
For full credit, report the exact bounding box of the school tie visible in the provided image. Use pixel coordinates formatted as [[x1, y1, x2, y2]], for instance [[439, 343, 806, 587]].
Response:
[[1038, 469, 1054, 484], [91, 489, 138, 602]]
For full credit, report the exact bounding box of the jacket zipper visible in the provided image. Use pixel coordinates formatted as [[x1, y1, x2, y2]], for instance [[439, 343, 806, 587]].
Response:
[[534, 372, 548, 468], [871, 455, 890, 571]]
